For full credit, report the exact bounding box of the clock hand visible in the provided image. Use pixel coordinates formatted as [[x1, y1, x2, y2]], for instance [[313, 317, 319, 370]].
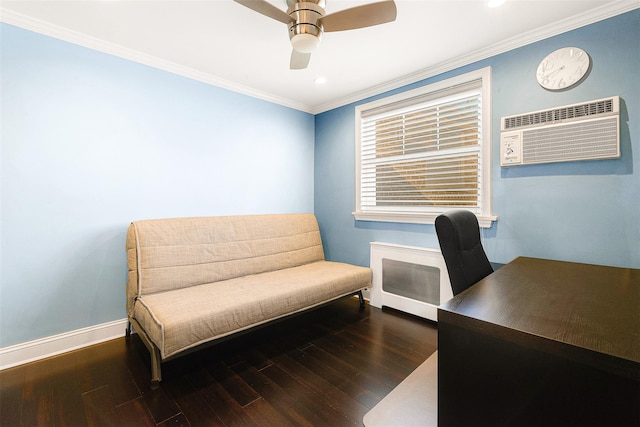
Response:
[[543, 66, 565, 78]]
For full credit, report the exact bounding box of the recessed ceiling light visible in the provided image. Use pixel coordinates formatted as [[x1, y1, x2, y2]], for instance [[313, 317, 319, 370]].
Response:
[[314, 77, 327, 85], [488, 0, 506, 7]]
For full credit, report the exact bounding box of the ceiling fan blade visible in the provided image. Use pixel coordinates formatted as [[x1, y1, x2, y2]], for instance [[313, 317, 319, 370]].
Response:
[[320, 0, 397, 32], [290, 50, 311, 70], [233, 0, 293, 25]]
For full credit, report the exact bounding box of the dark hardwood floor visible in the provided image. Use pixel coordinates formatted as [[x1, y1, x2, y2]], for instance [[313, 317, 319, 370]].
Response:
[[0, 297, 438, 426]]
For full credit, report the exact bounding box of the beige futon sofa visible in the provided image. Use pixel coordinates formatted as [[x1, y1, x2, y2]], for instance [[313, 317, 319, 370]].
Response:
[[126, 213, 371, 386]]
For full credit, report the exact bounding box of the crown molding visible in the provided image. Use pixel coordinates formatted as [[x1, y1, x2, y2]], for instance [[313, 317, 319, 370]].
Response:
[[310, 0, 640, 114], [2, 1, 638, 115], [0, 8, 314, 114]]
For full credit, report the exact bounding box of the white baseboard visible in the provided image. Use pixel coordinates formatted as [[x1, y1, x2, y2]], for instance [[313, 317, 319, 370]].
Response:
[[0, 318, 129, 370]]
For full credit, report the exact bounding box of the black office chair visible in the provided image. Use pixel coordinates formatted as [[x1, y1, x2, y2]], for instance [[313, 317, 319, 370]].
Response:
[[435, 210, 493, 296]]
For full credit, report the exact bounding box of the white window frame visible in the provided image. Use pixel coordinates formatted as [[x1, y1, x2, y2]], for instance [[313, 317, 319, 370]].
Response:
[[353, 67, 496, 228]]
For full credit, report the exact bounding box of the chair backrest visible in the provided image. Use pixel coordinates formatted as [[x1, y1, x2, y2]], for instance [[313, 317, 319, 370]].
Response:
[[435, 210, 493, 296]]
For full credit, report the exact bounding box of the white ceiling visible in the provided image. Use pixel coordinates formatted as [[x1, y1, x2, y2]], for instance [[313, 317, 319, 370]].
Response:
[[1, 0, 637, 113]]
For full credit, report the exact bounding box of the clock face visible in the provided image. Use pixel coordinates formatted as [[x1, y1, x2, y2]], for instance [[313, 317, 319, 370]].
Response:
[[536, 47, 591, 91]]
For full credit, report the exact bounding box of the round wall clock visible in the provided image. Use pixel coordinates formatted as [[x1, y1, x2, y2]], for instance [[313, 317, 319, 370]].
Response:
[[536, 47, 591, 91]]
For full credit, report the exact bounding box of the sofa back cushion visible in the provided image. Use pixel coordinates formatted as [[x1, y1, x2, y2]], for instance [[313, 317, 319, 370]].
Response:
[[126, 214, 325, 309]]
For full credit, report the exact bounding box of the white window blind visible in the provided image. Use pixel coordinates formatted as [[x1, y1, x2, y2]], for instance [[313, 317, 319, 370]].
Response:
[[354, 67, 495, 226]]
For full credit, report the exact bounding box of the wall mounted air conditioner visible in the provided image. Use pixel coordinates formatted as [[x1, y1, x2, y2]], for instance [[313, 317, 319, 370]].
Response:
[[500, 96, 620, 166]]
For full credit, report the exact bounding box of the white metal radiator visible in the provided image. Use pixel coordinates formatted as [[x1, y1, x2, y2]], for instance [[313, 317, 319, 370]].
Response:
[[369, 242, 453, 322]]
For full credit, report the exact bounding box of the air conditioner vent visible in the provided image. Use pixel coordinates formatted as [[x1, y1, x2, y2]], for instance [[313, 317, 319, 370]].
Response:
[[500, 96, 620, 167], [503, 97, 615, 130], [522, 119, 619, 164]]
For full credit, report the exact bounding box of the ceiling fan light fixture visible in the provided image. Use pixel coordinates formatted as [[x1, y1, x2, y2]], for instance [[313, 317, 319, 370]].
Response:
[[291, 33, 321, 53], [233, 0, 398, 70]]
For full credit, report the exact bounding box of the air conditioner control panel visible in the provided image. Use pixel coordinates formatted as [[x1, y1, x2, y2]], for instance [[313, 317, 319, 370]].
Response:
[[500, 130, 523, 166]]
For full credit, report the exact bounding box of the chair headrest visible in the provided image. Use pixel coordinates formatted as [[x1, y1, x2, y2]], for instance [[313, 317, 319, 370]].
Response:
[[435, 210, 481, 252]]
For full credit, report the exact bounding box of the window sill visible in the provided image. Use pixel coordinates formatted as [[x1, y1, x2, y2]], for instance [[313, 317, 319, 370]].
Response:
[[352, 211, 498, 228]]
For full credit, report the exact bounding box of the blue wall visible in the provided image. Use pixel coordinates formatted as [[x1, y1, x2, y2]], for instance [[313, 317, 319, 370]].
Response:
[[315, 10, 639, 270], [0, 24, 315, 347], [1, 10, 638, 350]]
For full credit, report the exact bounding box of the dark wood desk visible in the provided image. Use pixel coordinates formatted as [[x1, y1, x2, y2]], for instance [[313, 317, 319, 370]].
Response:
[[437, 257, 640, 426]]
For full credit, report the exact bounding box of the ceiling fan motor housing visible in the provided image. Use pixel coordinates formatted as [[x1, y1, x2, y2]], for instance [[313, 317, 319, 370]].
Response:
[[287, 0, 325, 53]]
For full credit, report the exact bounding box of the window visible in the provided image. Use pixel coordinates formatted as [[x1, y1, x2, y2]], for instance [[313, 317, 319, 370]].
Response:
[[354, 67, 495, 227]]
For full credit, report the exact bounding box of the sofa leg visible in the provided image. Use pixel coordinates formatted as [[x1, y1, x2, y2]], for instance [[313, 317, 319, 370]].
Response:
[[125, 321, 132, 339], [150, 346, 162, 389], [128, 317, 163, 388], [357, 290, 365, 310]]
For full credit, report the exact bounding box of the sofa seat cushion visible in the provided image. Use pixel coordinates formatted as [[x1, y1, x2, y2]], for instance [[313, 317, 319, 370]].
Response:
[[132, 260, 371, 359]]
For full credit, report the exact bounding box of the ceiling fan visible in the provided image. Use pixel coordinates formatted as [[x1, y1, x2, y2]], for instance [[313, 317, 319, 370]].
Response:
[[233, 0, 397, 69]]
